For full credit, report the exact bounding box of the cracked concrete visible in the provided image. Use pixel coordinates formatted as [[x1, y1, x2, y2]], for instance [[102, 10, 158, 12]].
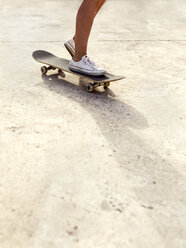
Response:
[[0, 0, 186, 247]]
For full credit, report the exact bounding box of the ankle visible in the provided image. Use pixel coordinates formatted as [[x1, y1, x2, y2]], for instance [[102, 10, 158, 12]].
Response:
[[73, 56, 82, 62], [73, 54, 86, 62]]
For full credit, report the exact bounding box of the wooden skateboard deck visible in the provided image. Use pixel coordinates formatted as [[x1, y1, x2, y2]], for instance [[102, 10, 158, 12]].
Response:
[[32, 50, 125, 92]]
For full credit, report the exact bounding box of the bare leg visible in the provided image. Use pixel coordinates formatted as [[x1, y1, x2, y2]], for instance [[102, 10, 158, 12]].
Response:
[[73, 0, 106, 62], [73, 0, 106, 41]]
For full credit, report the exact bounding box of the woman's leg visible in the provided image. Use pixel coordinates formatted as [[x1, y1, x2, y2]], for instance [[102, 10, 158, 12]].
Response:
[[73, 0, 106, 41], [73, 0, 106, 62]]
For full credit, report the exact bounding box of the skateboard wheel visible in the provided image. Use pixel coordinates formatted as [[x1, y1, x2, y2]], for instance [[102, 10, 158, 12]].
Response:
[[41, 66, 47, 74], [58, 69, 65, 78], [87, 83, 94, 92], [104, 82, 110, 88]]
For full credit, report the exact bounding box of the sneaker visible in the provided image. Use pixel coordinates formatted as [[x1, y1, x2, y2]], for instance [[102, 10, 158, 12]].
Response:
[[69, 55, 106, 76], [64, 38, 75, 57]]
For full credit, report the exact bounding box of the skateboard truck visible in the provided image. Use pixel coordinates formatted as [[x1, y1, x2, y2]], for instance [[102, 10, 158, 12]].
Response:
[[87, 82, 110, 92], [41, 66, 56, 74], [41, 66, 110, 92]]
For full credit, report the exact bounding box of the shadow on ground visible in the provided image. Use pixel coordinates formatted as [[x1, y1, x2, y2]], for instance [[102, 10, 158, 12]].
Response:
[[40, 72, 185, 241]]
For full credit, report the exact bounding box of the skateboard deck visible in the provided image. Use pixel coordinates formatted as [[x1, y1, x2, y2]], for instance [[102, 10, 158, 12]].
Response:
[[32, 50, 125, 92]]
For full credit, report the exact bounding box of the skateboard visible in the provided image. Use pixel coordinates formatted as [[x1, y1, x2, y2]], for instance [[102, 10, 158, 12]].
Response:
[[32, 50, 125, 92]]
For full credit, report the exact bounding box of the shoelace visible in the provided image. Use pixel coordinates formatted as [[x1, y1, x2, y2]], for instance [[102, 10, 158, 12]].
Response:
[[83, 56, 96, 69]]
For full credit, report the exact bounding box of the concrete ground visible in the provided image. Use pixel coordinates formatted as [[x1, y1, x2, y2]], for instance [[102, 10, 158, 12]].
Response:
[[0, 0, 186, 247]]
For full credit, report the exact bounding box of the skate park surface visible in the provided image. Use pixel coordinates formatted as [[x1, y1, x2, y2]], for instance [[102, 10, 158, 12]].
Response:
[[0, 0, 186, 247]]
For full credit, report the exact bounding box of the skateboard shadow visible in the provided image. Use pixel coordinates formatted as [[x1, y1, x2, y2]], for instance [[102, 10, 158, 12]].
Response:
[[40, 73, 186, 240], [41, 73, 148, 130]]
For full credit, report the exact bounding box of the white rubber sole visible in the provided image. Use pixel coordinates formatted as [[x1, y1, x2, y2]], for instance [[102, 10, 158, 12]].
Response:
[[69, 66, 106, 76]]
